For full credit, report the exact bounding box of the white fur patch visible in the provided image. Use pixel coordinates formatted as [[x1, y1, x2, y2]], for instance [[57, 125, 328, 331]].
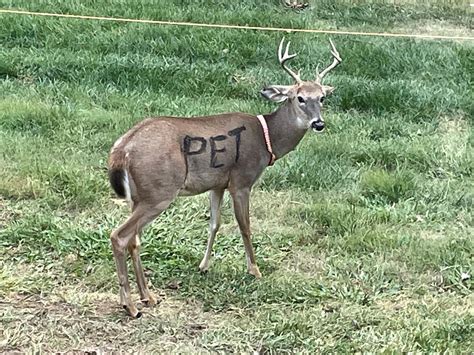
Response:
[[111, 135, 124, 153], [296, 116, 309, 130], [123, 170, 131, 203]]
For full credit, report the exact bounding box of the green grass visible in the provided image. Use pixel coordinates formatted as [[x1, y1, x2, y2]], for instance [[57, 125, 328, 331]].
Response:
[[0, 0, 473, 352]]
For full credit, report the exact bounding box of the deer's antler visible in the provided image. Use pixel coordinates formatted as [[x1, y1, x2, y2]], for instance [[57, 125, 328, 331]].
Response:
[[278, 38, 302, 84], [315, 39, 342, 83]]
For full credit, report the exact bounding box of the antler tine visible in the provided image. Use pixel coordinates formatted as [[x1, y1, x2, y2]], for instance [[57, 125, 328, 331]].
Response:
[[278, 38, 302, 84], [316, 39, 342, 83]]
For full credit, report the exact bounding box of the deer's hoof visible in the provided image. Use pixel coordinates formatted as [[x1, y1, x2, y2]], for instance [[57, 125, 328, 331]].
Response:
[[142, 294, 159, 307], [248, 265, 262, 279], [198, 262, 210, 273], [123, 305, 142, 318]]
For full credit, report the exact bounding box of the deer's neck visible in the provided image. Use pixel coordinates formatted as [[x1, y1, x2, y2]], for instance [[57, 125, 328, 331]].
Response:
[[264, 104, 307, 159]]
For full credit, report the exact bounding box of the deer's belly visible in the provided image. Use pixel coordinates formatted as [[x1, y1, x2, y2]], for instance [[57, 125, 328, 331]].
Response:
[[179, 157, 231, 196]]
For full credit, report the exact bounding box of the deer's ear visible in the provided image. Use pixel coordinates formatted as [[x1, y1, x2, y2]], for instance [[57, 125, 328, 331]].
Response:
[[323, 85, 335, 96], [260, 85, 293, 103]]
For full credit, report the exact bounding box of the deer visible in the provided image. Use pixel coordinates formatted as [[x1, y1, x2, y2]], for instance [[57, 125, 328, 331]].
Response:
[[108, 38, 342, 317]]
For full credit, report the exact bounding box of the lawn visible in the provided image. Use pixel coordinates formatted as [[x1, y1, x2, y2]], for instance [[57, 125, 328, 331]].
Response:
[[0, 0, 473, 352]]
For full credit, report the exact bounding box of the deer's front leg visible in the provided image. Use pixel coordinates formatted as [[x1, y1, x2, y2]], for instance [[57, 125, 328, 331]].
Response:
[[230, 188, 262, 278], [199, 189, 225, 272]]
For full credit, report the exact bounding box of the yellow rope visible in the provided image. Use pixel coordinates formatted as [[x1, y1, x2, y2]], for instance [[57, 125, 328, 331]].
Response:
[[1, 8, 473, 41]]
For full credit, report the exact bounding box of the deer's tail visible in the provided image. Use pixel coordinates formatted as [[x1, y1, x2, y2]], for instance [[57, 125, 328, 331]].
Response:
[[108, 149, 131, 202]]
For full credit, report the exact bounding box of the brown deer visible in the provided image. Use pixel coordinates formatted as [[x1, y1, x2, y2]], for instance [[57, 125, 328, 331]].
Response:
[[108, 38, 341, 317]]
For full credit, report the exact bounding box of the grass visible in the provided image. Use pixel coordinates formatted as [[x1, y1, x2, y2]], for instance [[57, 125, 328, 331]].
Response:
[[0, 0, 473, 352]]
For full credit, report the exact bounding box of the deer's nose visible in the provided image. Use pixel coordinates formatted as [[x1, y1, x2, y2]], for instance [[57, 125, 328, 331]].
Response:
[[311, 120, 325, 132]]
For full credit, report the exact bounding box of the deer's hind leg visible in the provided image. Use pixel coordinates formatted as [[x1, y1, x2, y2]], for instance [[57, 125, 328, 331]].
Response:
[[129, 233, 155, 307], [110, 199, 173, 318]]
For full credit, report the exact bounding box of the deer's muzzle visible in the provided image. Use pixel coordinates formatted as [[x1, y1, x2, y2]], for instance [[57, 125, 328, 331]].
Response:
[[311, 120, 325, 132]]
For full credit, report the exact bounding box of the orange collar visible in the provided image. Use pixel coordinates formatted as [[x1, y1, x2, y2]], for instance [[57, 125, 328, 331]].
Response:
[[257, 115, 276, 166]]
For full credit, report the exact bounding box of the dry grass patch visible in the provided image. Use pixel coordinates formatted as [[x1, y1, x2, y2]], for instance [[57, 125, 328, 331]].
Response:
[[400, 20, 474, 38], [374, 292, 474, 317], [251, 190, 313, 232], [0, 254, 241, 353], [279, 249, 326, 278], [438, 115, 470, 161], [0, 289, 236, 353], [0, 198, 21, 230]]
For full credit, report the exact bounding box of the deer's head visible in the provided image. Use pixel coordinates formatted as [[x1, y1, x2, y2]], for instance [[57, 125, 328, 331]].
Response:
[[261, 38, 341, 133]]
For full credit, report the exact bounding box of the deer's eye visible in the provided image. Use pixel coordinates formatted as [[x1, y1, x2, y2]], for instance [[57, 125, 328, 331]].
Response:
[[297, 96, 306, 104], [320, 96, 325, 103]]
